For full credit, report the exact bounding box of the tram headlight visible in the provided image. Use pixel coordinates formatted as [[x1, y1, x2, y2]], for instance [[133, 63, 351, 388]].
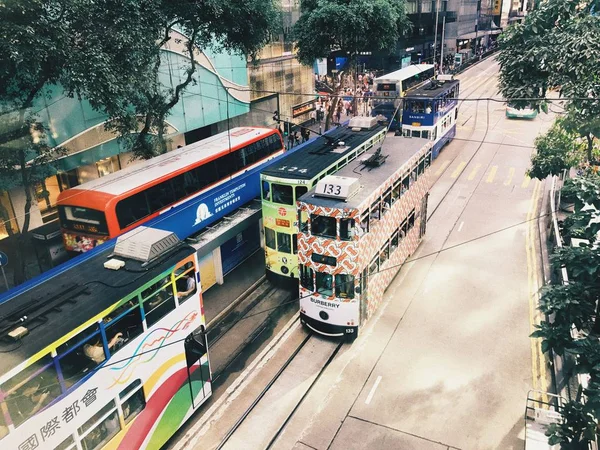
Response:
[[281, 265, 289, 274], [282, 257, 288, 264], [319, 311, 329, 320]]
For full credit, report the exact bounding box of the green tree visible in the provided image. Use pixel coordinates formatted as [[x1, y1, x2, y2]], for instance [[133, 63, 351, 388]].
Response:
[[293, 0, 411, 129], [497, 0, 600, 163], [545, 400, 596, 450]]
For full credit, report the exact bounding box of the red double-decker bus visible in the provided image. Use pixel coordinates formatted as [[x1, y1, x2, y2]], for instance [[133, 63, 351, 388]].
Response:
[[57, 127, 284, 253]]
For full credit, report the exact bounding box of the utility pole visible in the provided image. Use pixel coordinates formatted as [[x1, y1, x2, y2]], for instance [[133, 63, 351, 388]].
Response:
[[433, 0, 441, 74], [440, 15, 446, 73]]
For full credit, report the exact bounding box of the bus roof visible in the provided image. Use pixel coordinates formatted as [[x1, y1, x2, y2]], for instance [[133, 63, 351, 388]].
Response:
[[299, 136, 431, 210], [374, 64, 434, 83], [0, 241, 195, 376], [261, 123, 386, 181], [60, 127, 275, 197], [404, 79, 460, 99]]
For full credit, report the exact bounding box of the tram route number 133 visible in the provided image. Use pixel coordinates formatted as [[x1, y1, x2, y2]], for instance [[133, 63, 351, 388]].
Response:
[[320, 183, 342, 195]]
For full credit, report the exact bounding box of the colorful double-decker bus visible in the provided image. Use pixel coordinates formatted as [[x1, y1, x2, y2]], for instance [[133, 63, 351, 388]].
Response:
[[260, 117, 386, 286], [0, 226, 210, 450], [401, 75, 460, 159], [57, 127, 284, 254], [371, 64, 434, 129], [296, 135, 432, 341]]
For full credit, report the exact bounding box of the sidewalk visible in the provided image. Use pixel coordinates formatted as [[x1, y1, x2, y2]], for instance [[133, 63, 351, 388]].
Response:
[[203, 249, 265, 325]]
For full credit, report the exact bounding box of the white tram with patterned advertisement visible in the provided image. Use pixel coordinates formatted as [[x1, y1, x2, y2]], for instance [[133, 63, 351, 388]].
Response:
[[296, 135, 432, 341]]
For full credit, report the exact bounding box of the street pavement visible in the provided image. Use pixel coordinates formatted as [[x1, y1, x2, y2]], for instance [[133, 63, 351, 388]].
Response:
[[271, 58, 556, 450]]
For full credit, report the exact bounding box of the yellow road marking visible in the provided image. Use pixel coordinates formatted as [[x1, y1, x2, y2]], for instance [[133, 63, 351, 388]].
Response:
[[435, 160, 451, 176], [504, 168, 515, 186], [467, 163, 482, 181], [486, 166, 498, 183], [451, 162, 467, 179], [521, 176, 532, 189], [526, 181, 539, 394]]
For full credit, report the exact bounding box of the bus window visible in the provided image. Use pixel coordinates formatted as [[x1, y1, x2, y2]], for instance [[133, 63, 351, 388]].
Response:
[[78, 400, 121, 450], [265, 228, 276, 249], [382, 190, 392, 215], [391, 230, 399, 252], [116, 191, 150, 229], [2, 356, 61, 427], [335, 274, 355, 299], [340, 218, 355, 241], [277, 232, 291, 253], [143, 280, 176, 328], [369, 257, 379, 276], [295, 186, 308, 201], [316, 272, 333, 297], [146, 181, 176, 213], [421, 130, 430, 139], [369, 201, 381, 222], [262, 180, 271, 201], [104, 301, 143, 354], [272, 184, 293, 205], [120, 380, 146, 425], [58, 206, 109, 235], [311, 214, 336, 238], [299, 264, 314, 291], [299, 209, 309, 233]]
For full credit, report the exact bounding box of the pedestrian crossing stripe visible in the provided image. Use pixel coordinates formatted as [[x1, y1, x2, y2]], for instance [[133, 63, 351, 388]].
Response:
[[433, 160, 536, 188], [522, 176, 532, 188], [486, 166, 498, 183], [504, 168, 515, 186], [435, 160, 451, 176], [451, 162, 467, 179], [467, 163, 482, 181]]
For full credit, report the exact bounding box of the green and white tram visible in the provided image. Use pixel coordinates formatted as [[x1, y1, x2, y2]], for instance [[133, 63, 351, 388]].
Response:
[[260, 117, 386, 286]]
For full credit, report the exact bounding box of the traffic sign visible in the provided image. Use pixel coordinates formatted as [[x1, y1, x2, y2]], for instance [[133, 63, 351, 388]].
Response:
[[0, 251, 7, 266]]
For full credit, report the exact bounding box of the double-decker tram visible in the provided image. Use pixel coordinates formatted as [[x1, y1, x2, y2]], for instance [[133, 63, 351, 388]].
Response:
[[0, 226, 211, 450], [371, 64, 434, 129], [57, 127, 284, 254], [401, 75, 460, 159], [260, 117, 386, 285], [296, 135, 433, 341]]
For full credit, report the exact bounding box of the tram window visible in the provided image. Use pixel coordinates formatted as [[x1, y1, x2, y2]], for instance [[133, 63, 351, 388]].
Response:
[[408, 210, 416, 230], [455, 108, 459, 120], [277, 232, 291, 253], [391, 230, 399, 252], [421, 130, 430, 139], [381, 243, 390, 265], [418, 158, 425, 175], [410, 167, 418, 185], [2, 356, 61, 428], [369, 257, 379, 276], [0, 412, 7, 440], [262, 180, 270, 201], [392, 181, 401, 202], [293, 234, 297, 254], [400, 219, 408, 238], [411, 130, 420, 138], [412, 102, 425, 113], [55, 435, 76, 450], [57, 323, 100, 354], [272, 184, 293, 205], [265, 227, 276, 249], [58, 326, 105, 387], [311, 214, 336, 238], [359, 213, 369, 235], [143, 281, 176, 328], [403, 128, 410, 137], [432, 127, 437, 141], [335, 274, 355, 299], [401, 176, 409, 194], [425, 152, 432, 168], [340, 218, 355, 241], [299, 209, 309, 233], [327, 166, 337, 175], [369, 201, 381, 222], [104, 304, 143, 355], [79, 401, 121, 450], [299, 265, 314, 291], [120, 380, 146, 425], [382, 190, 392, 214], [316, 272, 333, 297], [295, 186, 308, 201]]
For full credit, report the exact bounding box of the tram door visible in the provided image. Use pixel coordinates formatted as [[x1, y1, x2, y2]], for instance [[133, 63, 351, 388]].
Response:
[[184, 327, 210, 408], [419, 193, 429, 238]]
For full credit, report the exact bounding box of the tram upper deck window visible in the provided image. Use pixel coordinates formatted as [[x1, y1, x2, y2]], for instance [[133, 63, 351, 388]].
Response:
[[401, 174, 409, 194], [380, 244, 390, 265], [425, 152, 432, 168], [382, 189, 392, 214], [391, 230, 399, 252], [103, 299, 143, 353], [335, 274, 355, 299], [300, 264, 314, 291], [311, 214, 336, 238], [277, 232, 291, 253], [2, 355, 61, 428], [408, 209, 416, 230], [359, 212, 369, 235], [295, 186, 308, 202], [392, 181, 400, 203], [403, 128, 410, 137], [272, 184, 293, 205], [369, 201, 381, 222], [299, 209, 309, 233], [340, 218, 355, 240], [418, 157, 426, 175], [265, 227, 276, 249], [58, 323, 105, 388], [421, 130, 430, 139], [143, 279, 176, 328], [410, 166, 418, 185], [316, 272, 333, 297], [411, 130, 420, 138], [262, 180, 270, 201], [412, 102, 425, 113], [369, 257, 379, 276]]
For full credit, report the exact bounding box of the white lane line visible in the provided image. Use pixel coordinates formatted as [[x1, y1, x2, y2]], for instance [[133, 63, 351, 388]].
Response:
[[457, 221, 464, 232], [365, 375, 382, 405]]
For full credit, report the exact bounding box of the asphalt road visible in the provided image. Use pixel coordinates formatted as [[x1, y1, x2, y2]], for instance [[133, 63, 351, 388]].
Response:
[[271, 58, 556, 450]]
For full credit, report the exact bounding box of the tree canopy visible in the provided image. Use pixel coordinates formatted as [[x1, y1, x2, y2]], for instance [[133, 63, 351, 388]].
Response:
[[293, 0, 411, 66]]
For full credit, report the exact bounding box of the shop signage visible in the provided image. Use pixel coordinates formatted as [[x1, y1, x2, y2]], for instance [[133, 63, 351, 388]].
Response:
[[292, 99, 317, 118]]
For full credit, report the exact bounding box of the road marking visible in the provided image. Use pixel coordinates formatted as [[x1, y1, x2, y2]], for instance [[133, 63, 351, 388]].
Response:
[[435, 160, 451, 176], [467, 163, 482, 181], [504, 168, 515, 186], [522, 176, 531, 189], [457, 221, 464, 232], [486, 166, 498, 183], [365, 376, 382, 405], [451, 162, 467, 179], [525, 181, 539, 394]]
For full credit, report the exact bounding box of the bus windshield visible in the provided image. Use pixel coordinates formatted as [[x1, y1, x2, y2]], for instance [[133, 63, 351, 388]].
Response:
[[58, 205, 109, 235]]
